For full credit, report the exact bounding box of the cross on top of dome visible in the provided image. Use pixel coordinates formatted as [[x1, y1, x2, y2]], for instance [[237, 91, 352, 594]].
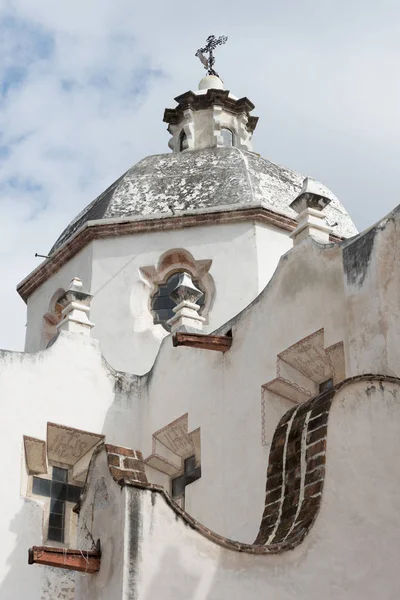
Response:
[[195, 34, 228, 78]]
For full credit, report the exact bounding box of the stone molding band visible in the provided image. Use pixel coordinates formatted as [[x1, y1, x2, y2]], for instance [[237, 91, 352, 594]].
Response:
[[17, 207, 342, 302], [163, 89, 258, 133]]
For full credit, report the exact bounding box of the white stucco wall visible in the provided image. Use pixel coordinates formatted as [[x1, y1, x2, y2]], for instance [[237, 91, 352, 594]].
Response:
[[136, 214, 400, 544], [0, 332, 142, 600], [24, 245, 94, 353], [343, 210, 400, 377], [90, 221, 262, 374], [141, 238, 347, 542], [24, 220, 292, 376], [75, 450, 126, 600], [131, 378, 400, 600], [5, 206, 400, 599], [254, 223, 292, 291]]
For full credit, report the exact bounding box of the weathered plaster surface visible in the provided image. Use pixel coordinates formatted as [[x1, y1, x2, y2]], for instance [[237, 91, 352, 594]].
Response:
[[26, 220, 290, 375], [77, 378, 400, 600], [136, 378, 400, 600], [25, 245, 93, 353], [50, 147, 357, 253], [2, 203, 400, 599], [0, 333, 142, 600], [342, 205, 400, 376], [75, 449, 126, 600]]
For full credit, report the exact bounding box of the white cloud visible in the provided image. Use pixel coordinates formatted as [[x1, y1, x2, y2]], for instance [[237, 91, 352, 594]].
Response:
[[1, 0, 400, 350]]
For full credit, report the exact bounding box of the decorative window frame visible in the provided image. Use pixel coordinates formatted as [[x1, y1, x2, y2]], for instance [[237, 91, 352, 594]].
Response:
[[261, 329, 346, 447], [26, 462, 81, 548], [139, 248, 215, 328], [144, 412, 201, 510], [41, 287, 65, 348], [23, 423, 104, 548]]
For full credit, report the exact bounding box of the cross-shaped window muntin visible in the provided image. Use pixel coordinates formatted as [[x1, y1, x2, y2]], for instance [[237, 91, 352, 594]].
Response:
[[171, 455, 201, 508], [31, 465, 82, 544]]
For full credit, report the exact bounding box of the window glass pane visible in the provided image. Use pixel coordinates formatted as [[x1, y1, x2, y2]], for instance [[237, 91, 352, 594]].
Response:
[[184, 455, 196, 474], [155, 309, 171, 322], [67, 485, 81, 503], [50, 499, 64, 514], [51, 481, 67, 501], [52, 467, 68, 482], [221, 128, 233, 147], [172, 475, 185, 498], [151, 272, 205, 330], [48, 527, 63, 543], [49, 513, 63, 529], [319, 379, 333, 393], [32, 477, 51, 497], [185, 466, 201, 486], [152, 296, 171, 310]]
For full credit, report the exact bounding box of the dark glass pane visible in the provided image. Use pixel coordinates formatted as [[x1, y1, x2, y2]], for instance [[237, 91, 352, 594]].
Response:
[[156, 309, 171, 322], [179, 131, 188, 151], [52, 467, 68, 482], [152, 272, 205, 328], [48, 527, 63, 543], [32, 477, 51, 497], [51, 481, 67, 501], [319, 379, 333, 393], [152, 296, 173, 310], [50, 499, 64, 514], [184, 455, 196, 474], [49, 513, 63, 529], [197, 289, 205, 308], [185, 466, 201, 486], [172, 475, 185, 498], [67, 485, 81, 503]]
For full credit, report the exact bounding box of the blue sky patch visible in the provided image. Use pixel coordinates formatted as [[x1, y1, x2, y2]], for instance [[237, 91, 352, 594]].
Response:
[[0, 13, 55, 98]]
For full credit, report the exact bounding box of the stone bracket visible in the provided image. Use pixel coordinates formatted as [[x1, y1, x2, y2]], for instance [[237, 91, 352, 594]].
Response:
[[28, 545, 101, 573], [172, 332, 232, 352]]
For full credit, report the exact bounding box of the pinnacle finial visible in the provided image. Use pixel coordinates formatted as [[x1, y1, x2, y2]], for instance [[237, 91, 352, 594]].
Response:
[[290, 177, 332, 215], [195, 35, 228, 78], [167, 272, 205, 333], [57, 277, 94, 335]]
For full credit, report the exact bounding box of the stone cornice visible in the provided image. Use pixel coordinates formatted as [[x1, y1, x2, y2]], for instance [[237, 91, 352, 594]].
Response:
[[17, 206, 342, 302], [163, 89, 259, 133]]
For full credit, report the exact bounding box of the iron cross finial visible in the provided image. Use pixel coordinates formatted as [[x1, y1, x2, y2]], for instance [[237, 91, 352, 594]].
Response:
[[195, 35, 228, 78]]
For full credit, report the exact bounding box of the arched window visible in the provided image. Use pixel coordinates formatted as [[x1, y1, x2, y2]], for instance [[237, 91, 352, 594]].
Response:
[[221, 128, 234, 147], [151, 271, 205, 331], [179, 130, 188, 151]]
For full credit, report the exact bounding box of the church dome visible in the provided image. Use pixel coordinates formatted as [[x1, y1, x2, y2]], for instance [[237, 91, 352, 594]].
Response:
[[50, 147, 357, 254]]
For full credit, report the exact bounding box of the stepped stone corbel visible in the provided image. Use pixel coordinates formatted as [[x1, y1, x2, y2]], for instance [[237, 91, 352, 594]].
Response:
[[167, 272, 205, 333], [290, 177, 333, 245], [57, 277, 94, 335]]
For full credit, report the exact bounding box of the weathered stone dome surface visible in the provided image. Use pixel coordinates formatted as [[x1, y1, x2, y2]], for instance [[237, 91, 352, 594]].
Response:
[[50, 147, 358, 253]]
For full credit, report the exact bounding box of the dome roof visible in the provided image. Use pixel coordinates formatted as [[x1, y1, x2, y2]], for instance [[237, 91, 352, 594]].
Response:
[[50, 147, 357, 253]]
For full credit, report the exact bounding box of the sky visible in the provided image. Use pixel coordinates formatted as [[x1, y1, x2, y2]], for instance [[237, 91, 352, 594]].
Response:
[[0, 0, 400, 350]]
